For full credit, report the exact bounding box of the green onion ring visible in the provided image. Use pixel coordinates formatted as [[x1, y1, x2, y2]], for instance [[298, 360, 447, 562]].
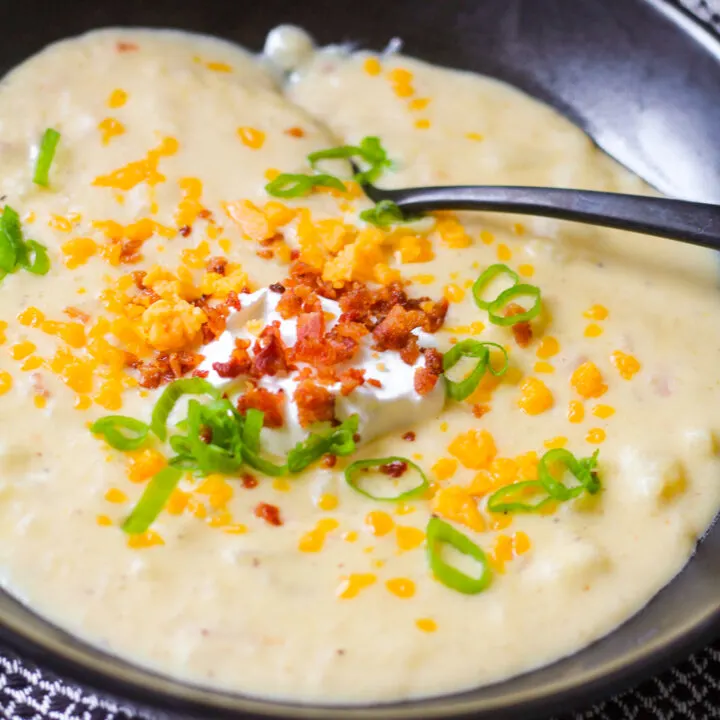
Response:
[[472, 263, 519, 310], [538, 448, 600, 500], [265, 172, 346, 198], [150, 377, 220, 441], [122, 466, 182, 534], [487, 284, 542, 326], [442, 340, 508, 401], [22, 240, 51, 275], [345, 456, 428, 502], [242, 408, 264, 453], [90, 415, 150, 451], [486, 480, 556, 514], [33, 128, 61, 187], [426, 517, 492, 595], [287, 415, 359, 473]]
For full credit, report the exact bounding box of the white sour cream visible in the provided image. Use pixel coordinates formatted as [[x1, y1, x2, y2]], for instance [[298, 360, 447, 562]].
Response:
[[198, 287, 445, 454]]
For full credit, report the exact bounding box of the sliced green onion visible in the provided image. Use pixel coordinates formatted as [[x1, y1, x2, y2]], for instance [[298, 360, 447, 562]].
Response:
[[22, 240, 50, 275], [90, 415, 150, 451], [122, 466, 182, 534], [33, 128, 61, 187], [0, 206, 26, 271], [488, 284, 542, 326], [345, 456, 428, 502], [472, 263, 519, 310], [150, 377, 220, 441], [486, 480, 556, 514], [242, 408, 264, 453], [185, 399, 243, 475], [442, 340, 509, 401], [360, 199, 420, 228], [538, 448, 600, 501], [265, 172, 346, 199], [308, 136, 392, 185], [426, 517, 492, 595], [287, 415, 359, 473], [241, 445, 288, 476]]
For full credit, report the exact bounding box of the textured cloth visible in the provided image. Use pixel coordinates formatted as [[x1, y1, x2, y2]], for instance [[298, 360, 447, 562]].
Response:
[[2, 1, 720, 719]]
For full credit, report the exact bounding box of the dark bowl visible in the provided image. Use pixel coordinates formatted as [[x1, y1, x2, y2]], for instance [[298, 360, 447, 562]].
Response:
[[2, 1, 720, 718]]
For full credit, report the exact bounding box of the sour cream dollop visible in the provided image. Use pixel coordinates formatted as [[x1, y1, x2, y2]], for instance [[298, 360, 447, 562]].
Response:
[[198, 288, 445, 454]]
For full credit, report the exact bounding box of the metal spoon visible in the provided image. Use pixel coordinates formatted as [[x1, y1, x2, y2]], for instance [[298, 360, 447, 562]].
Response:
[[360, 181, 720, 250]]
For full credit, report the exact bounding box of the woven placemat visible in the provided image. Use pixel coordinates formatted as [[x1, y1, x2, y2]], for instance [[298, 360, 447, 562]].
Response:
[[2, 2, 720, 719]]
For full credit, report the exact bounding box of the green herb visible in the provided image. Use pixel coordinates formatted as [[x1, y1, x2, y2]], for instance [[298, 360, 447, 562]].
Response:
[[23, 240, 51, 275], [122, 466, 182, 534], [308, 135, 392, 185], [90, 415, 150, 451], [185, 398, 244, 475], [286, 415, 359, 473], [359, 199, 420, 228], [538, 448, 600, 501], [472, 263, 542, 327], [426, 517, 492, 595], [150, 377, 220, 441], [241, 445, 288, 477], [265, 172, 346, 199], [33, 128, 61, 187], [442, 340, 508, 401], [488, 449, 600, 512], [242, 408, 264, 453], [486, 480, 556, 514], [344, 456, 428, 502]]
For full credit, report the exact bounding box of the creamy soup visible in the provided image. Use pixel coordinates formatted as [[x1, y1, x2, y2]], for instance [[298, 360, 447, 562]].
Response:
[[0, 25, 719, 705]]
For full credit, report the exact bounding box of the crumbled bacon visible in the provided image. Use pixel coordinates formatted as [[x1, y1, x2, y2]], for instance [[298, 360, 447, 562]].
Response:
[[472, 403, 491, 418], [260, 233, 282, 247], [206, 256, 228, 275], [197, 209, 212, 220], [117, 237, 144, 264], [373, 305, 425, 351], [339, 368, 366, 396], [225, 291, 242, 311], [193, 369, 209, 378], [269, 282, 285, 294], [256, 249, 274, 260], [254, 502, 283, 526], [419, 298, 449, 333], [414, 349, 443, 397], [130, 350, 204, 389], [196, 299, 230, 345], [276, 288, 305, 319], [212, 338, 252, 379], [117, 41, 139, 52], [322, 454, 337, 468], [199, 425, 212, 444], [504, 302, 532, 348], [402, 431, 416, 441], [292, 311, 332, 365], [241, 473, 258, 489], [294, 379, 335, 427], [399, 335, 420, 365], [253, 323, 290, 377], [179, 225, 191, 237], [285, 126, 305, 138], [63, 306, 90, 323], [236, 385, 285, 428], [380, 460, 408, 478], [367, 378, 382, 388]]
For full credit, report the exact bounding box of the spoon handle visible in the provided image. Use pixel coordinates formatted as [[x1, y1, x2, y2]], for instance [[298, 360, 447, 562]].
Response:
[[388, 186, 720, 250]]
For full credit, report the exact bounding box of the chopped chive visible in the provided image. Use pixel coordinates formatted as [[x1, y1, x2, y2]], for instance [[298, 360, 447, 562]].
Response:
[[33, 128, 61, 187]]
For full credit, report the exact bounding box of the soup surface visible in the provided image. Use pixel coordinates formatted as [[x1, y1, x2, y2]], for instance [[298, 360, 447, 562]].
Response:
[[0, 26, 719, 704]]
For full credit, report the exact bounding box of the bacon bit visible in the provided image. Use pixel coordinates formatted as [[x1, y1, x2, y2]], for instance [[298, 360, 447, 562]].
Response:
[[237, 385, 285, 428], [269, 282, 286, 294], [367, 378, 382, 388], [400, 335, 420, 365], [424, 348, 444, 375], [402, 431, 416, 441], [252, 324, 289, 377], [275, 288, 304, 319], [294, 379, 335, 427], [199, 426, 212, 444], [195, 298, 230, 345], [292, 311, 332, 365], [117, 41, 139, 52], [285, 126, 305, 138], [339, 367, 366, 396], [179, 225, 191, 237], [63, 306, 91, 323], [373, 305, 425, 351], [414, 367, 438, 395], [193, 369, 209, 378], [504, 303, 532, 348], [205, 256, 228, 275], [132, 351, 204, 389], [380, 460, 408, 478], [198, 209, 212, 220], [256, 249, 274, 260], [323, 454, 338, 468], [254, 502, 283, 526], [472, 403, 491, 418], [241, 473, 258, 489], [225, 291, 242, 311]]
